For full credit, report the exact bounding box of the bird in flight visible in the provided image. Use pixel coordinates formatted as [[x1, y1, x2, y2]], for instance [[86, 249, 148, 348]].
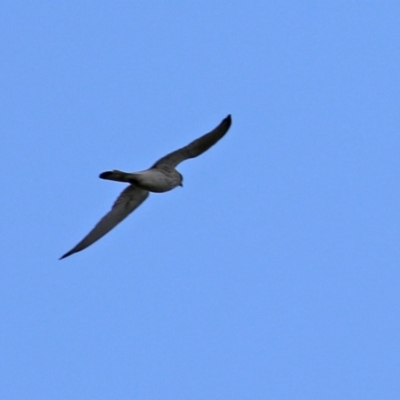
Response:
[[60, 115, 232, 259]]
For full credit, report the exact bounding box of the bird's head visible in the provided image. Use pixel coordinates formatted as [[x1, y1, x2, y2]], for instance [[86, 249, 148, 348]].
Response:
[[178, 172, 183, 187]]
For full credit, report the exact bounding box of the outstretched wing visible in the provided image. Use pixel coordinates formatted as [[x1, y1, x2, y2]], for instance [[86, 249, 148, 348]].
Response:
[[60, 185, 149, 259], [152, 115, 232, 169]]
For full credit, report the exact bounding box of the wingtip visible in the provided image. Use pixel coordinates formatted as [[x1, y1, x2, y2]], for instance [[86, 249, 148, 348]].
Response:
[[223, 114, 232, 128], [59, 250, 73, 260]]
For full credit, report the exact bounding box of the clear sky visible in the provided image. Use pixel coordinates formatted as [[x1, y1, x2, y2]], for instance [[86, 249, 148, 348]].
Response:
[[1, 2, 399, 399]]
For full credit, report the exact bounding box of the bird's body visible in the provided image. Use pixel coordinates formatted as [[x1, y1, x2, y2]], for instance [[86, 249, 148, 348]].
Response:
[[100, 168, 182, 193], [60, 114, 232, 259]]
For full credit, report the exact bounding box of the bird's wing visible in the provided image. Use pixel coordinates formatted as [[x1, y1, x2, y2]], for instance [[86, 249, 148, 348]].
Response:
[[152, 115, 232, 169], [60, 185, 149, 259]]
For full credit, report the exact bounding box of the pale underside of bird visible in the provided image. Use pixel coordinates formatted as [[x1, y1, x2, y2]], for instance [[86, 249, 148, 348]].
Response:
[[60, 114, 232, 259]]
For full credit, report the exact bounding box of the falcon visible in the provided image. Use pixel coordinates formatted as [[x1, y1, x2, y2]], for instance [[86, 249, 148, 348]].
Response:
[[60, 115, 232, 259]]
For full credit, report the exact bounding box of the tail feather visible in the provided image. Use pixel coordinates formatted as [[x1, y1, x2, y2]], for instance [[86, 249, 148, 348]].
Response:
[[99, 170, 135, 183]]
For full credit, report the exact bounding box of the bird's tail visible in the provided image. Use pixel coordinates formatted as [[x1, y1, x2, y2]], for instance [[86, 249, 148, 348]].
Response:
[[99, 170, 136, 183]]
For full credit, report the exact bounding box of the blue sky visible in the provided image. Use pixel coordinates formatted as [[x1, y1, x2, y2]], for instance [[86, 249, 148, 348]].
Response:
[[1, 2, 400, 399]]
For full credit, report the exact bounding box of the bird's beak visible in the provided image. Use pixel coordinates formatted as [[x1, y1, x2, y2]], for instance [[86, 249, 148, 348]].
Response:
[[179, 183, 183, 187]]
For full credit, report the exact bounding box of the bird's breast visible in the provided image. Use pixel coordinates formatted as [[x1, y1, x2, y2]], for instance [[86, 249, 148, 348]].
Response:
[[133, 169, 180, 193]]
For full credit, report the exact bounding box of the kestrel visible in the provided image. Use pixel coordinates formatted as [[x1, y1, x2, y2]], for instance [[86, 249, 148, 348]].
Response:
[[60, 115, 232, 259]]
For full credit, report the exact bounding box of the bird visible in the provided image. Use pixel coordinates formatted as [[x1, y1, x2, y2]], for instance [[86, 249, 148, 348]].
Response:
[[59, 114, 232, 259]]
